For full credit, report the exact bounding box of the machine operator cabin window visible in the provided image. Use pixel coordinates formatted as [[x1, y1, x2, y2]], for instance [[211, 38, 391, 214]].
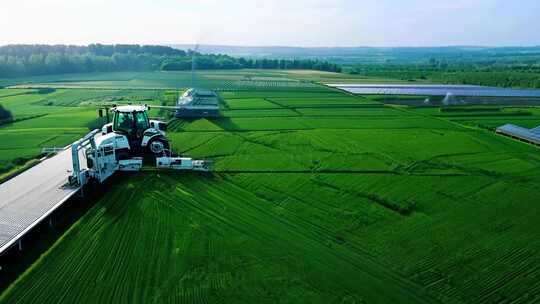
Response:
[[135, 111, 150, 130], [115, 112, 134, 134], [135, 111, 150, 137]]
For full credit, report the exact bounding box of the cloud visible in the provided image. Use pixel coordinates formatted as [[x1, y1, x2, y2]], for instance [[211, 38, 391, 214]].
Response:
[[0, 0, 538, 46]]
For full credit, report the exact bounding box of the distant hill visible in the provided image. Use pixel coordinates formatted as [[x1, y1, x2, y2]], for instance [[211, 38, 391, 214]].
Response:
[[169, 44, 540, 64]]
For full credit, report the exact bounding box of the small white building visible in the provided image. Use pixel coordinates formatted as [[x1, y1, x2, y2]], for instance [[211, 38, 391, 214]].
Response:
[[175, 88, 220, 118]]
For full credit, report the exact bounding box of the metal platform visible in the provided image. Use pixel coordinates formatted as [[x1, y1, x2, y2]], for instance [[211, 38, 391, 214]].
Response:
[[496, 124, 540, 146], [0, 148, 81, 255]]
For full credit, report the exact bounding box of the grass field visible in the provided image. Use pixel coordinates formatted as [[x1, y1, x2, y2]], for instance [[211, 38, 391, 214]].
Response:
[[5, 70, 332, 91], [1, 71, 540, 303], [0, 87, 167, 174], [0, 89, 95, 173]]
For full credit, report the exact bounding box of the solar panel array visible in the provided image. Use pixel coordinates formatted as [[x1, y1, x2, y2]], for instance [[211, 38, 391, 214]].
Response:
[[327, 84, 540, 97], [496, 124, 540, 145]]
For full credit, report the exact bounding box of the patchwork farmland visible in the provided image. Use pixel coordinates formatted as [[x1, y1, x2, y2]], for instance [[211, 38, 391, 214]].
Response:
[[1, 70, 540, 303]]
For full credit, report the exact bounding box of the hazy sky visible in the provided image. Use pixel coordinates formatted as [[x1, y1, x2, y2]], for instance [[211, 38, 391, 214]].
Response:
[[1, 0, 539, 47]]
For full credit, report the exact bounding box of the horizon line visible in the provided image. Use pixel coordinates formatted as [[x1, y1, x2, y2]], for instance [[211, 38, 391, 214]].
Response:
[[1, 43, 540, 49]]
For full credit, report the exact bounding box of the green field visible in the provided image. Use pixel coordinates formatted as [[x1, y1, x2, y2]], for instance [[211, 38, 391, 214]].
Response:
[[0, 87, 168, 175], [5, 70, 342, 91], [1, 71, 540, 303], [0, 89, 92, 173]]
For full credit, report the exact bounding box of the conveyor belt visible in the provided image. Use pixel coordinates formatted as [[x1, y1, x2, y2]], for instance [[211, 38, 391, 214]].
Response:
[[0, 148, 81, 255]]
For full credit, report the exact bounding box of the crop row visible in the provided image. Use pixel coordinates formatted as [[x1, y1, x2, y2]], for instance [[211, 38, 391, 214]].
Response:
[[0, 173, 435, 303]]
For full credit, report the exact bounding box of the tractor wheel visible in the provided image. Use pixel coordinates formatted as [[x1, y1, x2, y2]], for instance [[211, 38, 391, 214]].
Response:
[[148, 138, 170, 155]]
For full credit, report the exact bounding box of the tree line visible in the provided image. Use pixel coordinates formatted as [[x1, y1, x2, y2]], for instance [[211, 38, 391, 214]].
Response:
[[161, 56, 341, 72], [0, 44, 341, 78], [349, 62, 540, 89]]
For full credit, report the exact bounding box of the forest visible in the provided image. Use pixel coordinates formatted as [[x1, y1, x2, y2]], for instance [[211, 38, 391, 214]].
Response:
[[349, 61, 540, 89], [0, 44, 341, 78]]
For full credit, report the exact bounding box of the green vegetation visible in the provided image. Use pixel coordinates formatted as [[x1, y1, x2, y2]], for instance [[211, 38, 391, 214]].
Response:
[[0, 44, 340, 79], [2, 70, 540, 303], [351, 65, 540, 89], [0, 85, 176, 175], [0, 70, 344, 175], [189, 45, 540, 88], [346, 49, 540, 89], [4, 70, 338, 91], [408, 105, 540, 129], [0, 173, 437, 303], [35, 89, 163, 107], [0, 158, 39, 184], [179, 45, 540, 66]]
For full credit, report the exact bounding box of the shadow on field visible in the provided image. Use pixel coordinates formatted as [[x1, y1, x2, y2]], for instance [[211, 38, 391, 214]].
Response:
[[34, 88, 56, 95], [208, 116, 240, 131]]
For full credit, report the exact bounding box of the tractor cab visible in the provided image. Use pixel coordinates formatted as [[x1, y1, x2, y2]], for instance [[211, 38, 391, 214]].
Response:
[[112, 105, 150, 140], [100, 105, 169, 155]]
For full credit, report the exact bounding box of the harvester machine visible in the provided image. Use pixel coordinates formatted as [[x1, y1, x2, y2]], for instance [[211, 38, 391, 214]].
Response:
[[68, 105, 211, 187]]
